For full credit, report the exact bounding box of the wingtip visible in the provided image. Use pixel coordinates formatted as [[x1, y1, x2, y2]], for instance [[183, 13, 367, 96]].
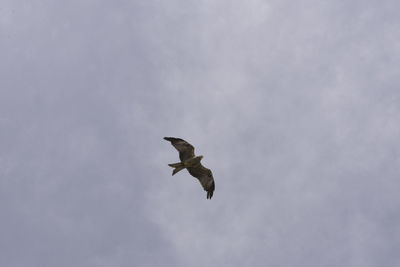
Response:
[[164, 137, 185, 142]]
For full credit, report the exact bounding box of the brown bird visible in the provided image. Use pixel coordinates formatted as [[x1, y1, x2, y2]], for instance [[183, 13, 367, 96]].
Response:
[[164, 137, 215, 199]]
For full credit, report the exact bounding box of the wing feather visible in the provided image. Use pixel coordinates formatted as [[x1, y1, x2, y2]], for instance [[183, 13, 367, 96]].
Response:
[[187, 164, 215, 199], [164, 137, 195, 161]]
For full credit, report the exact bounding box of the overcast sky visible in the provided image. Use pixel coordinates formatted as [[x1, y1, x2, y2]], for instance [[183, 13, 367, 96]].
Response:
[[1, 0, 400, 266]]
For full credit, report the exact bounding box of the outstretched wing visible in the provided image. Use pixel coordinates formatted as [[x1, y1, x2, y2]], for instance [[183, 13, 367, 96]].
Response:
[[164, 137, 195, 161], [187, 164, 215, 199]]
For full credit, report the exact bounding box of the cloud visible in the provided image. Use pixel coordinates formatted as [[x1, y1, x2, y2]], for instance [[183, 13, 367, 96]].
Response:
[[1, 0, 400, 266]]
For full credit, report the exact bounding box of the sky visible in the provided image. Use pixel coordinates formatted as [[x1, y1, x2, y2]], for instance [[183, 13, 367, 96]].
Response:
[[1, 0, 400, 266]]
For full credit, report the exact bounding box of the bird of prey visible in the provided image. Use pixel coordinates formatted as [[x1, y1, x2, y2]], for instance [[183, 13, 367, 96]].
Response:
[[164, 137, 215, 199]]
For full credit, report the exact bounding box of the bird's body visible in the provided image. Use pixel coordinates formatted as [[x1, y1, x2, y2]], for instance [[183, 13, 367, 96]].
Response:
[[164, 137, 215, 199]]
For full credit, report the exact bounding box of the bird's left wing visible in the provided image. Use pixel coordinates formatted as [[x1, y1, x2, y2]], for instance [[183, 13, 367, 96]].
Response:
[[187, 164, 215, 199]]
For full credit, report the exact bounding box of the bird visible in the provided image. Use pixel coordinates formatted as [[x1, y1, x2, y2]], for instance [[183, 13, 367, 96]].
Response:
[[164, 137, 215, 199]]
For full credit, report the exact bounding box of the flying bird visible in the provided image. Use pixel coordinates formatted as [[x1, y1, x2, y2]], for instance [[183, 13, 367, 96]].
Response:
[[164, 137, 215, 199]]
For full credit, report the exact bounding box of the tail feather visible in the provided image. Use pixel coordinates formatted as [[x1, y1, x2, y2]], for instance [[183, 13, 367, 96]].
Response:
[[168, 162, 183, 168], [168, 162, 185, 176]]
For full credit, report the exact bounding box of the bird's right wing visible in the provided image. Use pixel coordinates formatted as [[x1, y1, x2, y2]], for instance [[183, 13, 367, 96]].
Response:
[[164, 137, 195, 161]]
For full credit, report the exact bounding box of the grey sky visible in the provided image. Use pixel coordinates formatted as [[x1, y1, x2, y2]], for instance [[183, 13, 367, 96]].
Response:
[[1, 0, 400, 266]]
